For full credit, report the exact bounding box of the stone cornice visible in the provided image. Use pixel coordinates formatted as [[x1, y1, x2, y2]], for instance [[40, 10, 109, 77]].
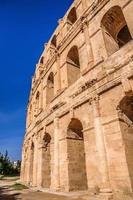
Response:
[[26, 53, 133, 138], [25, 70, 133, 139]]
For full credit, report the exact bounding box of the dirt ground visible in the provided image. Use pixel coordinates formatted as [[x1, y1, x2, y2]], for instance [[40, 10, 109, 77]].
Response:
[[0, 177, 97, 200], [1, 177, 133, 200]]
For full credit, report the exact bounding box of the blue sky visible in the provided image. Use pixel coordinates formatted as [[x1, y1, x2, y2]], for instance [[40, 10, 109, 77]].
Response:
[[0, 0, 73, 160]]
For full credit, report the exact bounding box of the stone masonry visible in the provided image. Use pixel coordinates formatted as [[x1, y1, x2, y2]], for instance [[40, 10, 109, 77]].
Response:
[[21, 0, 133, 197]]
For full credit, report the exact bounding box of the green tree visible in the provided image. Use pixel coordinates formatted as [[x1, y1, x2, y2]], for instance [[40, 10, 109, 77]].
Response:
[[0, 151, 20, 176]]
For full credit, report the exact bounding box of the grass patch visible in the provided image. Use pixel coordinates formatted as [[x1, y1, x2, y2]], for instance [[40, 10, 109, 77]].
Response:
[[10, 183, 28, 190], [4, 176, 20, 181], [0, 175, 4, 180], [0, 175, 20, 181]]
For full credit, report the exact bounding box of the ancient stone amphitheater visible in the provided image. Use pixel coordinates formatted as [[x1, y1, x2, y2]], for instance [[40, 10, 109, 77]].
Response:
[[21, 0, 133, 198]]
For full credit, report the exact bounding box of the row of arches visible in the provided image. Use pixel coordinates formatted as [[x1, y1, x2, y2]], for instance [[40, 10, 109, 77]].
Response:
[[28, 45, 80, 124], [29, 132, 51, 187], [28, 118, 87, 190], [35, 46, 80, 108], [26, 93, 133, 191], [41, 7, 77, 52], [37, 6, 132, 105], [46, 46, 80, 104], [30, 5, 132, 123], [40, 5, 132, 63]]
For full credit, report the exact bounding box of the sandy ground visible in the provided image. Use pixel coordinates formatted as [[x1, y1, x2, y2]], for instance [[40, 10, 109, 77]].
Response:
[[0, 177, 98, 200], [1, 177, 132, 200]]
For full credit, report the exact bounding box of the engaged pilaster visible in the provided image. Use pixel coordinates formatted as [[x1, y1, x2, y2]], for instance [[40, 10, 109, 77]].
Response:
[[20, 146, 25, 182], [81, 18, 94, 67], [37, 143, 44, 187], [91, 95, 112, 195], [53, 116, 60, 191], [55, 53, 61, 94]]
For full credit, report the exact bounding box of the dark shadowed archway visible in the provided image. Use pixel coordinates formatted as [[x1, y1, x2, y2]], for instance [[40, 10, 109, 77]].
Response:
[[67, 7, 77, 30], [118, 94, 133, 189], [66, 46, 80, 86], [46, 72, 54, 104], [101, 6, 132, 55], [29, 142, 35, 185], [67, 118, 87, 191], [41, 132, 51, 188]]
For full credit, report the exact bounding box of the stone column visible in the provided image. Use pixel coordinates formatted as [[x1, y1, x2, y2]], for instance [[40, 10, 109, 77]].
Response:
[[53, 117, 60, 191], [20, 147, 25, 182], [26, 146, 32, 185], [32, 138, 38, 187], [37, 144, 44, 187], [20, 142, 25, 182], [25, 156, 29, 184], [91, 96, 112, 194], [82, 18, 94, 66], [58, 19, 63, 42], [56, 53, 61, 94], [23, 148, 28, 184]]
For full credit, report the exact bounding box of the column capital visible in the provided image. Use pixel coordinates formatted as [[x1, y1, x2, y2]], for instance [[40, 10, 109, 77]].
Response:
[[81, 17, 88, 32], [92, 94, 112, 193], [89, 94, 100, 105], [90, 94, 100, 118], [54, 116, 60, 128], [80, 16, 94, 66], [55, 51, 59, 58], [70, 107, 74, 119]]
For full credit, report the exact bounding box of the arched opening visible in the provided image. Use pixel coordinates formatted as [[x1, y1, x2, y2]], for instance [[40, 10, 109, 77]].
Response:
[[101, 6, 132, 56], [119, 94, 133, 122], [51, 35, 57, 48], [40, 57, 44, 64], [118, 94, 133, 188], [67, 7, 77, 30], [46, 72, 54, 104], [67, 46, 80, 86], [117, 25, 132, 48], [35, 91, 40, 112], [67, 118, 87, 191], [29, 142, 35, 185], [41, 133, 51, 188]]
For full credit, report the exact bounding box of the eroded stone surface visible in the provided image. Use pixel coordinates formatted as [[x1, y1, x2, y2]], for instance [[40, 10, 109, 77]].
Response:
[[21, 0, 133, 199]]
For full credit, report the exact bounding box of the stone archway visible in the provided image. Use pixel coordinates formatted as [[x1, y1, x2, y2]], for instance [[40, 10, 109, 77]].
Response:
[[41, 132, 51, 188], [101, 6, 132, 56], [67, 7, 77, 30], [67, 118, 87, 191], [51, 35, 57, 48], [118, 93, 133, 189], [66, 46, 80, 86], [46, 72, 54, 104]]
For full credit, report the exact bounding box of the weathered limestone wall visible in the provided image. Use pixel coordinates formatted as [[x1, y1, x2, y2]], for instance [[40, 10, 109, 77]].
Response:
[[21, 0, 133, 197], [120, 121, 133, 191], [67, 138, 87, 191], [100, 85, 132, 192]]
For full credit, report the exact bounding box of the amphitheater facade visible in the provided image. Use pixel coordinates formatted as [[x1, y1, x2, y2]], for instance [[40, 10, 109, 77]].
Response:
[[21, 0, 133, 197]]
